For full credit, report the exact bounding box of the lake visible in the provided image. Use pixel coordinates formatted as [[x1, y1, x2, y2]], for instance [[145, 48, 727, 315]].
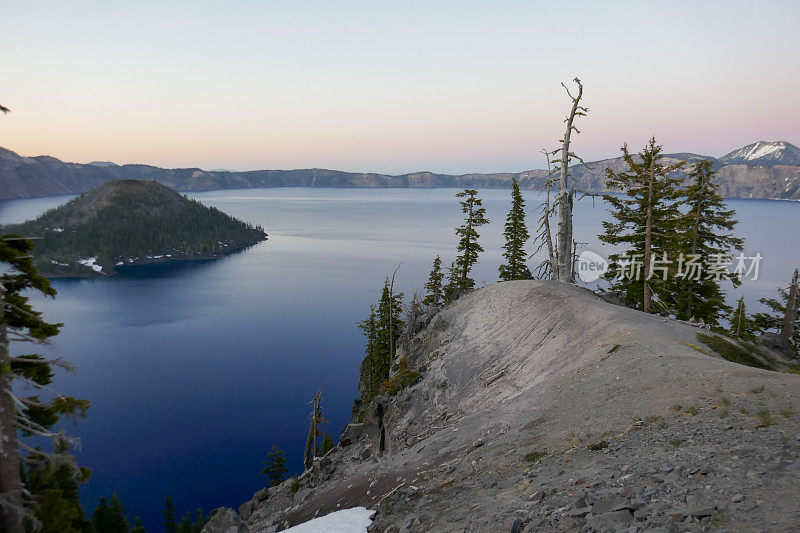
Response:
[[0, 187, 798, 530]]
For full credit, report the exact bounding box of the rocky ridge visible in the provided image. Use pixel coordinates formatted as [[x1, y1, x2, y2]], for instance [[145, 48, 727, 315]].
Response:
[[205, 281, 800, 532]]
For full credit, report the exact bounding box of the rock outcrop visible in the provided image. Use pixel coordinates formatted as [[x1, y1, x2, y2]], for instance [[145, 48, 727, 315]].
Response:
[[205, 281, 800, 532]]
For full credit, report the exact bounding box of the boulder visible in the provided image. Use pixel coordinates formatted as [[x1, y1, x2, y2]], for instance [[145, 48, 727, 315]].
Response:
[[339, 423, 364, 447], [757, 332, 798, 362], [586, 509, 634, 530], [201, 508, 249, 533]]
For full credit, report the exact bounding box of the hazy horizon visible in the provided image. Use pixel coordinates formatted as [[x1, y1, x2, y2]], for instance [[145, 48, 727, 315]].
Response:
[[2, 1, 799, 174]]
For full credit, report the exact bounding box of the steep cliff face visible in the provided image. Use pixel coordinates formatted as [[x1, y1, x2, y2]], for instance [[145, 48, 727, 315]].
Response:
[[207, 281, 800, 532], [3, 144, 800, 201]]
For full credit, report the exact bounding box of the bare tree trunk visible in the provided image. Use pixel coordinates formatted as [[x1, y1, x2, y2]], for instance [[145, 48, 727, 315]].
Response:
[[735, 299, 744, 338], [535, 150, 557, 279], [303, 391, 322, 470], [0, 283, 24, 533], [643, 156, 655, 313], [782, 268, 799, 342], [303, 409, 315, 469], [555, 79, 584, 283], [543, 185, 556, 272]]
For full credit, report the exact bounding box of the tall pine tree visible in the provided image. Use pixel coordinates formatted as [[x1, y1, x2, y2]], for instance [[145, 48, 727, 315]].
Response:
[[357, 307, 380, 399], [1, 234, 89, 533], [672, 159, 743, 325], [261, 445, 288, 487], [499, 178, 530, 281], [443, 260, 460, 303], [164, 496, 177, 533], [22, 440, 92, 533], [423, 256, 444, 307], [452, 189, 489, 293], [130, 517, 147, 533], [357, 280, 404, 399], [318, 432, 336, 456], [91, 493, 129, 533], [599, 138, 685, 313]]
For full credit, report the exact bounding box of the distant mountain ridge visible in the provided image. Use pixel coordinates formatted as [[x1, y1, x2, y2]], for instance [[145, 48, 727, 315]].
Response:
[[1, 141, 799, 201], [720, 141, 800, 166]]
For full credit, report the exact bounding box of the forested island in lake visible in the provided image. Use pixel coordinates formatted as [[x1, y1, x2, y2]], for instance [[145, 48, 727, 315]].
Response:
[[1, 179, 267, 277]]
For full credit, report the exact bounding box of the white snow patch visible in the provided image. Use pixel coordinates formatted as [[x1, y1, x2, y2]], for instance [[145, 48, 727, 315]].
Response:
[[742, 141, 784, 160], [282, 507, 375, 533], [116, 261, 124, 266], [726, 141, 787, 162], [50, 260, 69, 267], [51, 227, 64, 233], [78, 257, 103, 273]]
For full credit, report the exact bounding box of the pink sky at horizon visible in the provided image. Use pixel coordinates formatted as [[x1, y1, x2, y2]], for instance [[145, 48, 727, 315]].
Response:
[[2, 1, 798, 174]]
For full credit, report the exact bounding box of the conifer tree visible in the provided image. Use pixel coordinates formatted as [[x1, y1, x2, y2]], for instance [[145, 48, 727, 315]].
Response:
[[423, 256, 444, 307], [377, 279, 404, 361], [729, 296, 756, 340], [453, 189, 489, 292], [175, 509, 206, 533], [357, 280, 404, 399], [23, 440, 92, 532], [499, 178, 530, 281], [194, 509, 206, 532], [131, 517, 147, 533], [1, 235, 89, 533], [164, 496, 177, 533], [443, 260, 460, 303], [672, 159, 744, 325], [357, 307, 379, 398], [173, 508, 205, 533], [599, 138, 685, 313], [92, 493, 129, 533], [318, 432, 336, 456], [261, 445, 288, 487], [92, 498, 110, 531], [179, 512, 193, 533]]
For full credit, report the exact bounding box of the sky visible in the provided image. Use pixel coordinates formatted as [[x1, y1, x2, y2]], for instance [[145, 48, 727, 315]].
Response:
[[2, 1, 799, 174]]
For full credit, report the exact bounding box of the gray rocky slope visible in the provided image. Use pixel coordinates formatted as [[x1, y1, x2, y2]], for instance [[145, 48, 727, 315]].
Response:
[[206, 281, 800, 532]]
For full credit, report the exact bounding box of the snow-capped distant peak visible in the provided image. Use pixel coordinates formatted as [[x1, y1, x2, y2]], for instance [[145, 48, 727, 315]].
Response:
[[721, 141, 800, 166]]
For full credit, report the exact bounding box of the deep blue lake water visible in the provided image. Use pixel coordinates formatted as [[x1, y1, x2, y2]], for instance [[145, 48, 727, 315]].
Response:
[[0, 188, 797, 530]]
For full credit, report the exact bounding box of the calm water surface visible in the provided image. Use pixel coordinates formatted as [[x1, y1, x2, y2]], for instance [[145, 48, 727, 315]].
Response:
[[0, 188, 797, 529]]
